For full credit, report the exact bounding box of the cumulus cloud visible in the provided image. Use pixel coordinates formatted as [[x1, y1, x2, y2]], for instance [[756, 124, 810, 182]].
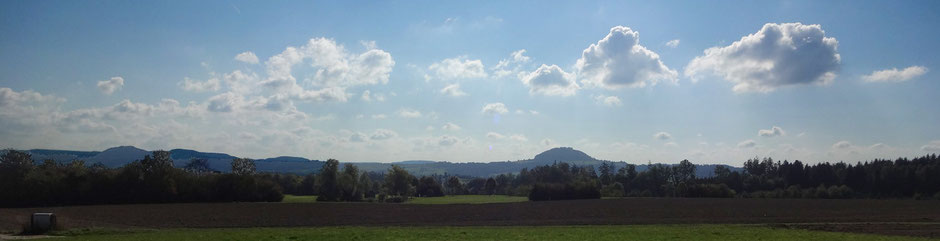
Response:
[[262, 37, 394, 102], [235, 51, 260, 64], [665, 39, 680, 48], [441, 122, 461, 131], [486, 132, 505, 139], [921, 140, 940, 152], [360, 90, 386, 102], [862, 66, 928, 83], [520, 64, 579, 96], [685, 23, 840, 93], [758, 126, 786, 137], [481, 102, 508, 115], [97, 76, 124, 95], [593, 95, 622, 106], [492, 49, 531, 78], [0, 88, 64, 107], [653, 132, 671, 140], [207, 92, 242, 112], [437, 135, 458, 146], [180, 77, 221, 92], [371, 114, 387, 119], [427, 56, 487, 80], [369, 129, 397, 140], [833, 141, 853, 149], [397, 108, 422, 118], [576, 26, 678, 89], [440, 83, 468, 97], [738, 139, 757, 148]]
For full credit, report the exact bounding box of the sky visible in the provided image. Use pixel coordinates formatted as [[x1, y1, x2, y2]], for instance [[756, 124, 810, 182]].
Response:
[[1, 0, 939, 165]]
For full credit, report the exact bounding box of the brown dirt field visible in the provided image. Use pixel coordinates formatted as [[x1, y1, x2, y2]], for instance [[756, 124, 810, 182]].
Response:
[[2, 198, 939, 238]]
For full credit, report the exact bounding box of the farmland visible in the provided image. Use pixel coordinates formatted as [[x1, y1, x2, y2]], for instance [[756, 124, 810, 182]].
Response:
[[2, 198, 939, 239], [406, 195, 528, 204], [31, 225, 933, 241]]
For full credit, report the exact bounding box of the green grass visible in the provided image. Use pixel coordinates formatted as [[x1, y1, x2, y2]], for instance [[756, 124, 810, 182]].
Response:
[[35, 225, 927, 241], [281, 195, 318, 203], [407, 195, 528, 204]]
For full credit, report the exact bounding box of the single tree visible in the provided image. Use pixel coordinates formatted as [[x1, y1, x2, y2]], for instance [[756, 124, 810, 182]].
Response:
[[445, 176, 464, 195], [484, 177, 497, 195], [231, 157, 256, 175], [317, 159, 341, 201], [384, 165, 414, 197], [184, 158, 212, 174]]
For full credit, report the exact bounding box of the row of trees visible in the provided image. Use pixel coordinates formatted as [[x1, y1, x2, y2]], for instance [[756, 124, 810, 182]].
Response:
[[4, 148, 939, 207], [0, 150, 282, 207], [459, 154, 940, 200]]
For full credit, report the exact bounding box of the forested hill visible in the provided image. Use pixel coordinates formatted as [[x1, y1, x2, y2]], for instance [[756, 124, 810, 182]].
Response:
[[18, 146, 739, 177], [353, 147, 742, 177]]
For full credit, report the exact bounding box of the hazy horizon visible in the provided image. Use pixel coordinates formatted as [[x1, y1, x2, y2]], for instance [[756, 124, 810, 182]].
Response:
[[2, 1, 939, 165]]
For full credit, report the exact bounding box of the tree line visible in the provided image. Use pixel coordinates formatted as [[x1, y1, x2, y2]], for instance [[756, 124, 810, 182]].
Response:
[[456, 154, 940, 201], [3, 148, 939, 207]]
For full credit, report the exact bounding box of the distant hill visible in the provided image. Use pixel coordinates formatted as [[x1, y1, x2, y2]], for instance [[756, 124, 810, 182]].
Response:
[[87, 146, 150, 167], [353, 147, 743, 178], [24, 146, 322, 174], [21, 146, 740, 177]]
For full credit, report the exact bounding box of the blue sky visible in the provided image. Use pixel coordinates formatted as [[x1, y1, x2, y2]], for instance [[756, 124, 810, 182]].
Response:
[[1, 0, 938, 164]]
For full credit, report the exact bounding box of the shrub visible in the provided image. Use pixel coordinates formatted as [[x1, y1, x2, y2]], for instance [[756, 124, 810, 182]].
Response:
[[528, 182, 600, 201]]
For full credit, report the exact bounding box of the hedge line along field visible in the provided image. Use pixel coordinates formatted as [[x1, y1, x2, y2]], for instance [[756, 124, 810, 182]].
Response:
[[406, 195, 528, 204], [3, 198, 940, 238], [281, 195, 318, 203], [34, 225, 932, 241]]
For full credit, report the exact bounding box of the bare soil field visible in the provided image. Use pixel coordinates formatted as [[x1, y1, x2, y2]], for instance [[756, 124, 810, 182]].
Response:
[[2, 198, 939, 238]]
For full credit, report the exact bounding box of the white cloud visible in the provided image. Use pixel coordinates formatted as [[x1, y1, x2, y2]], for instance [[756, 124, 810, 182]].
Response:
[[653, 131, 671, 140], [685, 23, 841, 93], [509, 134, 528, 142], [370, 129, 398, 140], [97, 76, 124, 95], [207, 92, 242, 112], [0, 88, 64, 107], [440, 83, 468, 97], [296, 86, 348, 102], [738, 139, 757, 148], [371, 114, 387, 119], [481, 102, 508, 115], [349, 132, 367, 142], [832, 141, 853, 149], [262, 37, 394, 102], [223, 70, 260, 95], [862, 66, 928, 83], [235, 51, 260, 64], [437, 135, 458, 146], [665, 39, 680, 48], [576, 26, 678, 89], [441, 122, 461, 131], [921, 140, 940, 152], [520, 64, 579, 96], [360, 90, 386, 102], [486, 132, 505, 139], [427, 56, 487, 80], [758, 126, 786, 137], [493, 49, 530, 78], [397, 108, 422, 118], [593, 95, 622, 106], [180, 77, 221, 92]]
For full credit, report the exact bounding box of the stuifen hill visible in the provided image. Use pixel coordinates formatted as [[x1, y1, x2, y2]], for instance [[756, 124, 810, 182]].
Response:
[[19, 146, 740, 177]]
